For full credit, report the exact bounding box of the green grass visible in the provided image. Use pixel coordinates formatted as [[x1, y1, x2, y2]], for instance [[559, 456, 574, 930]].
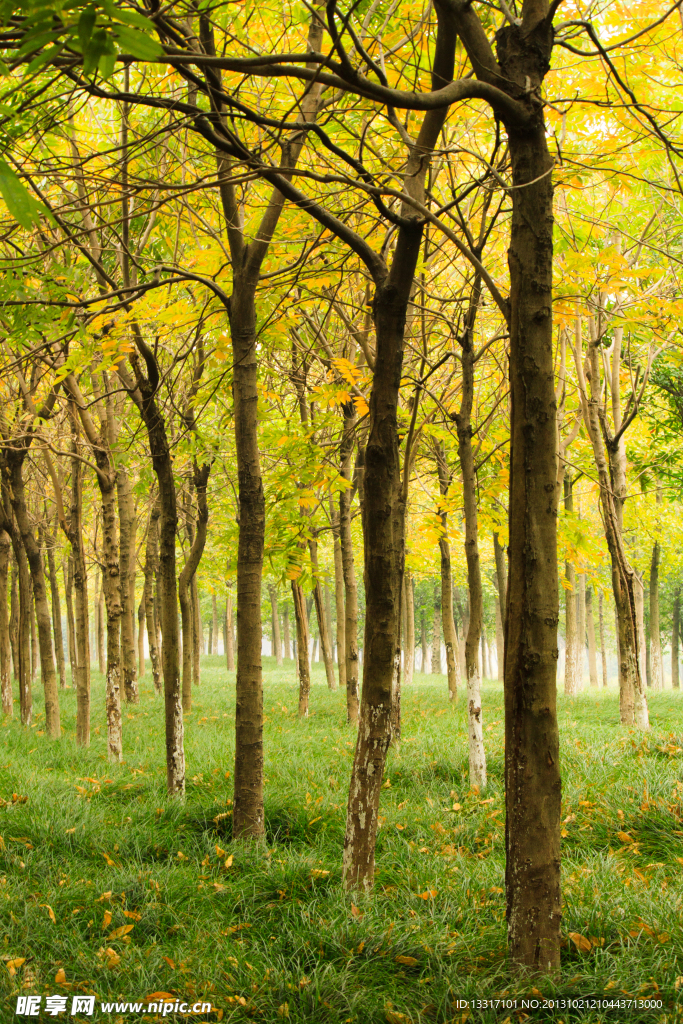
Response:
[[1, 659, 683, 1022]]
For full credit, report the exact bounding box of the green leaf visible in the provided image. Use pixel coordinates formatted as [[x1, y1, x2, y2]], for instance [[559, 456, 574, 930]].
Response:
[[113, 25, 161, 60], [78, 5, 97, 52], [0, 160, 42, 230]]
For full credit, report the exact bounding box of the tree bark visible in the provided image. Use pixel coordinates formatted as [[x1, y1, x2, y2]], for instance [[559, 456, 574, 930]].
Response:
[[115, 458, 138, 704], [404, 571, 415, 687], [563, 478, 580, 697], [673, 588, 680, 689], [268, 584, 282, 666], [420, 610, 427, 674], [495, 591, 504, 684], [433, 444, 461, 701], [599, 590, 608, 688], [3, 495, 32, 725], [292, 579, 310, 716], [137, 599, 145, 678], [4, 453, 60, 738], [282, 603, 290, 661], [97, 574, 105, 675], [649, 540, 662, 691], [0, 529, 11, 715], [63, 559, 76, 684], [44, 525, 66, 691], [192, 576, 201, 685], [179, 464, 211, 713], [431, 582, 442, 674], [309, 538, 336, 690], [225, 591, 235, 670], [143, 501, 162, 694], [586, 585, 599, 688], [493, 532, 507, 632], [211, 591, 218, 655], [339, 405, 359, 723], [331, 500, 346, 691]]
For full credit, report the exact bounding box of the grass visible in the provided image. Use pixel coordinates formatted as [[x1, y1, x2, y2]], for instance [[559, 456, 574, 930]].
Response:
[[1, 657, 683, 1022]]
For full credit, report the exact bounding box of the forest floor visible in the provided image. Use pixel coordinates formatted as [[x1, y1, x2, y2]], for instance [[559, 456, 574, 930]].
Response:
[[0, 659, 682, 1024]]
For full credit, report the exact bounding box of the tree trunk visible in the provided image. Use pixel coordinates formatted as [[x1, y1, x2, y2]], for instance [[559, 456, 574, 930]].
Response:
[[97, 576, 105, 675], [673, 588, 680, 689], [192, 577, 201, 685], [9, 553, 18, 687], [5, 454, 60, 738], [481, 626, 489, 680], [116, 464, 138, 703], [137, 600, 145, 677], [577, 573, 586, 690], [179, 464, 211, 713], [45, 528, 66, 691], [143, 502, 162, 694], [599, 590, 608, 688], [339, 405, 359, 723], [225, 592, 235, 670], [437, 510, 460, 700], [283, 604, 291, 661], [563, 479, 580, 696], [330, 501, 347, 689], [4, 497, 32, 726], [292, 579, 310, 716], [420, 610, 427, 673], [495, 592, 504, 684], [649, 541, 662, 691], [0, 529, 11, 715], [404, 571, 415, 687], [99, 473, 123, 762], [635, 572, 647, 691], [211, 592, 218, 655], [64, 559, 76, 684], [586, 585, 598, 687], [309, 539, 336, 690], [498, 30, 562, 970], [268, 585, 282, 665], [493, 532, 507, 632], [431, 582, 442, 674]]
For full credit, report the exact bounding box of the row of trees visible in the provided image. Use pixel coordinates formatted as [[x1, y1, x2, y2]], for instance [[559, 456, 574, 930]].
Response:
[[0, 0, 682, 976]]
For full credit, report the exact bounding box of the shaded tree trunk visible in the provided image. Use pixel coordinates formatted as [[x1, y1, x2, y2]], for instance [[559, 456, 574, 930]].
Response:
[[331, 500, 346, 690], [97, 575, 105, 675], [404, 571, 415, 687], [309, 538, 336, 690], [431, 582, 442, 674], [116, 462, 138, 704], [282, 604, 290, 661], [192, 577, 201, 685], [4, 499, 31, 725], [563, 478, 580, 697], [143, 502, 162, 695], [649, 541, 662, 691], [586, 585, 598, 687], [225, 592, 235, 670], [64, 559, 76, 684], [45, 526, 66, 691], [292, 579, 310, 717], [420, 610, 427, 673], [211, 592, 218, 655], [268, 585, 282, 666], [137, 600, 145, 678], [339, 405, 359, 723], [495, 592, 504, 684], [433, 443, 460, 701], [180, 464, 211, 713], [599, 590, 608, 688], [0, 529, 11, 715]]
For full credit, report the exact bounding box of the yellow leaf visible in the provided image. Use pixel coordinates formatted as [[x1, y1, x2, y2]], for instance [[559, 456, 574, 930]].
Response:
[[310, 869, 329, 879], [163, 957, 175, 969], [147, 992, 176, 1000], [55, 968, 66, 984], [65, 828, 75, 834], [224, 854, 234, 869], [452, 803, 461, 811], [395, 955, 419, 966], [386, 1012, 410, 1024], [350, 904, 363, 920], [215, 845, 226, 858], [617, 831, 633, 844], [568, 932, 591, 952], [103, 911, 112, 929], [108, 924, 134, 940], [41, 904, 56, 923], [5, 958, 25, 976], [96, 892, 112, 902], [101, 852, 117, 867], [417, 890, 437, 900], [106, 950, 121, 968], [277, 1003, 289, 1018], [123, 910, 141, 921]]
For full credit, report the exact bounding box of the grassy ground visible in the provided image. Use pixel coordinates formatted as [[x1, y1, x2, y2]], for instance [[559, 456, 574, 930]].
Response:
[[1, 657, 682, 1023]]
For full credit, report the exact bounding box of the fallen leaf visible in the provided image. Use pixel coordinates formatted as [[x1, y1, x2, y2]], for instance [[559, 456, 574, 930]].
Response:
[[395, 955, 419, 966], [147, 992, 176, 1000], [350, 904, 363, 920], [568, 932, 591, 953], [41, 904, 56, 924], [164, 957, 176, 969], [310, 869, 329, 879], [224, 854, 234, 869], [55, 968, 66, 984], [452, 803, 461, 811], [617, 831, 633, 844], [101, 853, 117, 867], [65, 828, 75, 835], [108, 924, 134, 940], [106, 951, 121, 968], [386, 1012, 411, 1024], [417, 890, 437, 900], [277, 1003, 289, 1018], [123, 910, 141, 921], [103, 911, 112, 929], [215, 845, 226, 858], [96, 892, 112, 902], [5, 958, 25, 976]]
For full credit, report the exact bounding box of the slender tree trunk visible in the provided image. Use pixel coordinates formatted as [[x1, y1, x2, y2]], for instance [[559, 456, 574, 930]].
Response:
[[282, 604, 291, 661], [438, 524, 460, 700], [577, 573, 586, 690], [292, 579, 310, 717], [649, 541, 662, 691], [339, 406, 359, 723], [586, 585, 598, 687], [64, 559, 76, 683], [179, 465, 211, 713], [5, 455, 60, 738], [97, 576, 105, 675], [5, 503, 32, 726], [495, 592, 504, 684], [45, 528, 66, 691], [137, 600, 145, 677], [420, 610, 427, 673], [331, 500, 346, 691], [211, 592, 218, 655], [116, 465, 138, 704], [225, 592, 235, 670], [431, 582, 442, 674], [0, 529, 11, 715], [29, 584, 37, 684], [9, 553, 18, 685], [481, 626, 489, 680], [99, 475, 123, 762], [673, 588, 680, 689], [268, 585, 282, 666], [192, 577, 201, 685], [143, 503, 162, 694], [563, 479, 580, 696], [635, 571, 647, 691], [404, 571, 415, 687], [599, 590, 608, 688], [309, 539, 336, 690], [493, 532, 507, 632]]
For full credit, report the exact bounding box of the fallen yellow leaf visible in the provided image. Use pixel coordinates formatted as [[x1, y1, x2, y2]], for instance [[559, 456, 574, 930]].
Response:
[[5, 958, 25, 976], [224, 854, 234, 869], [163, 957, 175, 969], [123, 910, 141, 921], [617, 831, 633, 844], [55, 968, 66, 984], [108, 924, 134, 940], [215, 845, 226, 858], [417, 890, 437, 900], [568, 932, 592, 953], [101, 852, 117, 867], [395, 955, 419, 966], [41, 904, 56, 924], [310, 869, 329, 879], [103, 911, 112, 929]]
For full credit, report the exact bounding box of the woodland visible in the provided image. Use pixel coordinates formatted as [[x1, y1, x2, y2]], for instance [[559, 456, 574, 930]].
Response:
[[1, 0, 683, 1020]]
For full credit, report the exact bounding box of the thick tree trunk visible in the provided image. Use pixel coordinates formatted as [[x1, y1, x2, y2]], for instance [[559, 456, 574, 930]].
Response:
[[268, 584, 282, 666], [143, 503, 162, 694], [331, 501, 346, 691], [635, 572, 647, 690], [179, 465, 210, 713], [225, 592, 235, 670], [404, 571, 415, 687], [649, 541, 662, 691], [499, 34, 561, 969], [6, 456, 60, 738], [9, 553, 18, 686], [673, 588, 680, 690], [0, 529, 11, 715], [339, 406, 359, 723], [586, 585, 599, 687], [481, 627, 489, 680], [309, 539, 336, 690], [282, 604, 290, 661], [599, 590, 608, 688], [292, 579, 310, 716], [45, 529, 66, 691]]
